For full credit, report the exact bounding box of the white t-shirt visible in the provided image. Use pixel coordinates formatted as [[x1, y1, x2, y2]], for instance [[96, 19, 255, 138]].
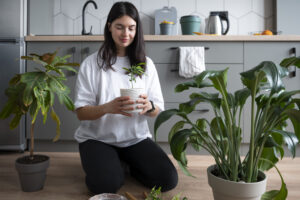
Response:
[[74, 52, 164, 147]]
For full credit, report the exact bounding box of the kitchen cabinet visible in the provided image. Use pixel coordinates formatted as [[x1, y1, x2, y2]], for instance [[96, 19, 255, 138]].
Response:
[[243, 42, 300, 142], [146, 41, 244, 141]]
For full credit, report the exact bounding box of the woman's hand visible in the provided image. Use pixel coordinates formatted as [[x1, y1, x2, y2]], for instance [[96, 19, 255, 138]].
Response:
[[105, 96, 134, 117], [136, 94, 153, 115]]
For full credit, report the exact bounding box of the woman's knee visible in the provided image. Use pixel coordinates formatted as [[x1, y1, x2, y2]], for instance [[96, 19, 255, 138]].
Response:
[[85, 172, 124, 194], [159, 165, 178, 192]]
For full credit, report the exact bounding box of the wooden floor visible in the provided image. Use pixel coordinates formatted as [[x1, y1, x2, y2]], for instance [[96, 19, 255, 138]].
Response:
[[0, 152, 299, 200]]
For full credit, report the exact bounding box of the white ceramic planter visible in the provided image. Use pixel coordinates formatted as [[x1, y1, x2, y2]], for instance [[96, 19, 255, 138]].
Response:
[[207, 165, 267, 200], [120, 88, 144, 113]]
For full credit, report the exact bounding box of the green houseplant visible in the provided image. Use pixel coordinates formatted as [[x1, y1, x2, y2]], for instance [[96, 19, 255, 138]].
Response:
[[121, 63, 145, 113], [154, 56, 300, 199], [0, 50, 79, 192]]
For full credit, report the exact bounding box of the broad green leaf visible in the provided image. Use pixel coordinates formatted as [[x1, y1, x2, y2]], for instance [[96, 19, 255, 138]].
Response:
[[29, 100, 38, 118], [179, 98, 201, 114], [168, 121, 185, 143], [280, 56, 300, 68], [234, 88, 251, 107], [285, 109, 300, 140], [154, 109, 179, 141], [175, 81, 197, 92], [177, 157, 195, 178], [0, 101, 15, 119], [175, 80, 212, 93], [260, 158, 288, 200], [208, 68, 229, 94], [258, 147, 279, 171], [170, 129, 193, 161], [262, 135, 284, 159], [189, 92, 221, 108], [23, 85, 34, 106], [9, 113, 22, 129], [211, 117, 226, 139], [9, 74, 21, 85], [271, 129, 299, 158], [62, 94, 75, 111]]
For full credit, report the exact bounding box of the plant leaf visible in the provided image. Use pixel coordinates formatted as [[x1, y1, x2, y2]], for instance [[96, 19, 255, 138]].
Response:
[[271, 129, 299, 158], [170, 129, 193, 161], [154, 109, 179, 141], [168, 121, 185, 143], [50, 108, 61, 142]]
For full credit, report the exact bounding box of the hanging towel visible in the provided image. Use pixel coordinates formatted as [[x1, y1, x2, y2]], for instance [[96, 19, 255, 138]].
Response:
[[179, 47, 205, 78]]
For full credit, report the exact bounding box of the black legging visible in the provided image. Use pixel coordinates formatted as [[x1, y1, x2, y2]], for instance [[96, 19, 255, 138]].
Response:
[[79, 138, 178, 194]]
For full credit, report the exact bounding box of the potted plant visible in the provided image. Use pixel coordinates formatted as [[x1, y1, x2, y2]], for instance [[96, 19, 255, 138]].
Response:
[[0, 50, 79, 192], [154, 56, 300, 200], [121, 63, 145, 113]]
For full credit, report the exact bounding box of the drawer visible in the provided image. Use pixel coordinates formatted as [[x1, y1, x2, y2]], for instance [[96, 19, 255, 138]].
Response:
[[148, 103, 215, 142], [146, 41, 243, 64], [156, 63, 244, 103]]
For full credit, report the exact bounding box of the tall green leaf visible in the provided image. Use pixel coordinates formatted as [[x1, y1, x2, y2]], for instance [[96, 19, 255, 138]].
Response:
[[154, 109, 179, 141]]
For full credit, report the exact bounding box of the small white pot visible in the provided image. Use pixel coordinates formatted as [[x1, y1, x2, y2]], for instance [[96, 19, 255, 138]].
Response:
[[207, 165, 267, 200], [120, 88, 144, 113]]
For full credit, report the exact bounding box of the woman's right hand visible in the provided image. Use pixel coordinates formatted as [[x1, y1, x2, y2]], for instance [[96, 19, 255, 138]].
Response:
[[104, 96, 134, 117]]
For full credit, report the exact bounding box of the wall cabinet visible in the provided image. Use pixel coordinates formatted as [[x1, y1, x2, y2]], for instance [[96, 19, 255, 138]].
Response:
[[243, 42, 300, 142], [146, 42, 244, 141]]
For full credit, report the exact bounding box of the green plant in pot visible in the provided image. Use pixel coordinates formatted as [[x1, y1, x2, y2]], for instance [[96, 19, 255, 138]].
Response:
[[154, 56, 300, 200], [0, 50, 79, 192], [121, 63, 145, 113]]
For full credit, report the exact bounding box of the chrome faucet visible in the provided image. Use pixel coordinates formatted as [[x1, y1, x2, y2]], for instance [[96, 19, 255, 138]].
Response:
[[82, 0, 98, 35]]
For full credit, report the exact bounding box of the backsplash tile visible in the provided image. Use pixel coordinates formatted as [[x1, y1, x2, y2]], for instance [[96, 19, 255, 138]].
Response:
[[29, 0, 274, 35]]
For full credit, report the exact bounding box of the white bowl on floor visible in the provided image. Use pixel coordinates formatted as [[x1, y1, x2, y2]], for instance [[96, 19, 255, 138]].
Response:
[[89, 193, 127, 200]]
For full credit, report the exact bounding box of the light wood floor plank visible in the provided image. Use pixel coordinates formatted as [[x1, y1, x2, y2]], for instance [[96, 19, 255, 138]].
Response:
[[0, 152, 299, 200]]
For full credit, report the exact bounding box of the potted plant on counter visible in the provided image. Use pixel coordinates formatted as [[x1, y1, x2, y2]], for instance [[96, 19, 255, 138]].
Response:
[[121, 63, 145, 113], [0, 50, 79, 192], [154, 56, 300, 200]]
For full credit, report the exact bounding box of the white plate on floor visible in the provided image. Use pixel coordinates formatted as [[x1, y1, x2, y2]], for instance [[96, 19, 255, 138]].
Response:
[[89, 193, 127, 200]]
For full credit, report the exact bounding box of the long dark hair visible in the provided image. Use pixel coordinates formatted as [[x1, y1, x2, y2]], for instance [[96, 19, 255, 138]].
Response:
[[97, 1, 146, 71]]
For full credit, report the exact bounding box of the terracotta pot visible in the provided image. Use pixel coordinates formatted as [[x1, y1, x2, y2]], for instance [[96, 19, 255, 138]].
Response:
[[207, 165, 267, 200]]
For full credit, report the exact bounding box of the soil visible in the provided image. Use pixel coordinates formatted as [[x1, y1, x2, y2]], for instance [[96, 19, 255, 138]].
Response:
[[211, 167, 265, 182], [16, 155, 49, 164]]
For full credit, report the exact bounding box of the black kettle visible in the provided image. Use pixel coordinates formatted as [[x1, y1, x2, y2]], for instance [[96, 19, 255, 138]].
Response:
[[206, 11, 230, 35]]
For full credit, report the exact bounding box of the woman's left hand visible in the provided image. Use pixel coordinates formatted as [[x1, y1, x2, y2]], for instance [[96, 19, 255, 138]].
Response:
[[136, 94, 152, 115]]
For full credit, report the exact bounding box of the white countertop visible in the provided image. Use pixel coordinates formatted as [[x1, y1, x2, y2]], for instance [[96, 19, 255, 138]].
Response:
[[25, 35, 300, 42]]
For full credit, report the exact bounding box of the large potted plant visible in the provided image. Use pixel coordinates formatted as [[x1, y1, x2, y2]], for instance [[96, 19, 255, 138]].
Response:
[[0, 51, 79, 192], [121, 63, 145, 113], [154, 56, 300, 200]]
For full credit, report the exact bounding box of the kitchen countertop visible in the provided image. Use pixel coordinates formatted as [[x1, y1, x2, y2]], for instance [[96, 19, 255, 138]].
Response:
[[25, 35, 300, 42]]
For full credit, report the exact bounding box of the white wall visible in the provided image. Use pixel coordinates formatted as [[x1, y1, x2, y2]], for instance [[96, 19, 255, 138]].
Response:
[[29, 0, 274, 35]]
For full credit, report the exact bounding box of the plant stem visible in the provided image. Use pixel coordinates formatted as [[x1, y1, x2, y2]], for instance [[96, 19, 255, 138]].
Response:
[[246, 81, 258, 182], [30, 122, 35, 159]]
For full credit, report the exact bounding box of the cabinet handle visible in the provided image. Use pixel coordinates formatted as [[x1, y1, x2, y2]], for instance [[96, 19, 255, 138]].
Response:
[[170, 69, 179, 72], [69, 47, 76, 54], [170, 47, 210, 50], [82, 47, 90, 55], [289, 47, 296, 78]]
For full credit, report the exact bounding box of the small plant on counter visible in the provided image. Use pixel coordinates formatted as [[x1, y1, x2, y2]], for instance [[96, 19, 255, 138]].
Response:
[[0, 50, 79, 160], [123, 63, 145, 88], [154, 55, 300, 199]]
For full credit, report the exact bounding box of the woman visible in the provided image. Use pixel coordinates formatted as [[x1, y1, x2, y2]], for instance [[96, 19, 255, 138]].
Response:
[[74, 1, 178, 194]]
